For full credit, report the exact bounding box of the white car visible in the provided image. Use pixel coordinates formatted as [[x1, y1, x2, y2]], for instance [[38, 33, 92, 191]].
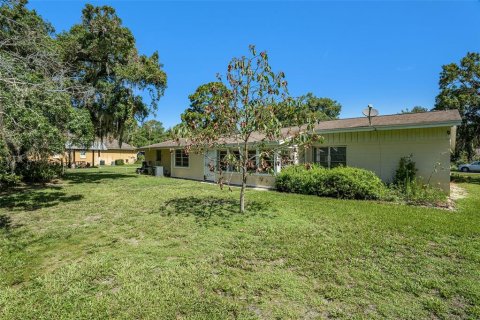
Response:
[[458, 161, 480, 172]]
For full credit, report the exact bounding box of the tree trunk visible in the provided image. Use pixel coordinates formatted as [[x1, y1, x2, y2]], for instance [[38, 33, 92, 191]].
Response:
[[240, 167, 247, 213]]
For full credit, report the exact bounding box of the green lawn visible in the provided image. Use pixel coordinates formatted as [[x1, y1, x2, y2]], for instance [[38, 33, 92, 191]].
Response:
[[1, 167, 479, 319]]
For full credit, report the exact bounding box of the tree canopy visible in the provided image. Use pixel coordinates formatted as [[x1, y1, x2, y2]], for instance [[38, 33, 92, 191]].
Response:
[[181, 82, 233, 129], [58, 4, 167, 143], [274, 93, 341, 126], [300, 93, 342, 120], [0, 0, 93, 178], [0, 1, 167, 186], [126, 120, 167, 147], [400, 106, 429, 114], [434, 52, 480, 160]]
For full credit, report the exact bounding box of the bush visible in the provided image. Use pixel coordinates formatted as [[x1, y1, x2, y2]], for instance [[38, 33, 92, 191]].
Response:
[[17, 161, 64, 183], [114, 159, 125, 166], [135, 153, 145, 164], [276, 165, 389, 200], [390, 180, 446, 206], [0, 172, 21, 190], [393, 154, 417, 188], [391, 155, 447, 206]]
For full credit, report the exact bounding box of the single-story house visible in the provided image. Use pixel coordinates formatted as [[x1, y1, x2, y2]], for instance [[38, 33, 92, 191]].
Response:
[[139, 110, 461, 193], [56, 138, 137, 167]]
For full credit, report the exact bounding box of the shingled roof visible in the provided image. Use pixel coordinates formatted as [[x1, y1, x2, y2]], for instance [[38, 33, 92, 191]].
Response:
[[139, 109, 462, 149], [310, 109, 461, 132], [66, 138, 136, 151]]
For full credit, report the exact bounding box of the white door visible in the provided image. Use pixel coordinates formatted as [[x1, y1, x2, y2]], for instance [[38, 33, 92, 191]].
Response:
[[204, 150, 217, 181]]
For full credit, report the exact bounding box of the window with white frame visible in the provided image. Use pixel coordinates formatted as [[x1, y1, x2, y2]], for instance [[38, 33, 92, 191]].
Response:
[[313, 146, 346, 168], [80, 150, 87, 159], [175, 149, 189, 167]]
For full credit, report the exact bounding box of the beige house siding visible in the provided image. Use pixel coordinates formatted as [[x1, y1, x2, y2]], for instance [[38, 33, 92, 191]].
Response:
[[99, 150, 137, 165], [58, 149, 137, 166], [304, 127, 452, 192], [170, 152, 205, 181], [220, 173, 276, 188]]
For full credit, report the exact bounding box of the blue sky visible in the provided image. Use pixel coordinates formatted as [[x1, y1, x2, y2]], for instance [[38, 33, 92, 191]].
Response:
[[29, 1, 480, 129]]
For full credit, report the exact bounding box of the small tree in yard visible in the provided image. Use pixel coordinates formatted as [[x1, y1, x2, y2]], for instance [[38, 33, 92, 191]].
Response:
[[177, 45, 319, 212]]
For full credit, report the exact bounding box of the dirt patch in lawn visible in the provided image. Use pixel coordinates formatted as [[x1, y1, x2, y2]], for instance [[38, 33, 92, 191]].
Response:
[[450, 183, 467, 201], [447, 183, 467, 210]]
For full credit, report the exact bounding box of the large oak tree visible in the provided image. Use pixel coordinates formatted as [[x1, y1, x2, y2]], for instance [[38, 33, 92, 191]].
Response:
[[58, 4, 167, 144], [0, 0, 93, 182]]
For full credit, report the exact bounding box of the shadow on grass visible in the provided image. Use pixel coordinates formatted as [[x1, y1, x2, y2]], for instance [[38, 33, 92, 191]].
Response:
[[63, 171, 137, 184], [0, 214, 13, 230], [451, 173, 480, 185], [160, 196, 276, 227], [0, 186, 83, 211]]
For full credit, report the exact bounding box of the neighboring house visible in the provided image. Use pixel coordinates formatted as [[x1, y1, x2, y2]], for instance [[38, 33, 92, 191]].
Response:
[[62, 138, 137, 167], [139, 110, 461, 193]]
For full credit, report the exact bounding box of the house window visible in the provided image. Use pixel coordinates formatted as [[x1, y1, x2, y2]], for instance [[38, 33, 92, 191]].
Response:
[[156, 150, 162, 161], [80, 150, 87, 159], [175, 149, 189, 167], [313, 146, 346, 168]]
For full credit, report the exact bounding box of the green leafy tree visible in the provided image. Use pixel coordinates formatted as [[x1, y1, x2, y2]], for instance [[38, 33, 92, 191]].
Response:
[[178, 45, 318, 212], [301, 93, 342, 120], [181, 82, 233, 129], [434, 52, 480, 160], [400, 106, 429, 114], [58, 4, 167, 143], [275, 93, 341, 126], [0, 0, 93, 180], [127, 120, 167, 147]]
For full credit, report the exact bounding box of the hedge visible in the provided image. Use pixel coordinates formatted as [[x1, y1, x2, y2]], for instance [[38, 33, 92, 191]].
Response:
[[276, 165, 389, 200]]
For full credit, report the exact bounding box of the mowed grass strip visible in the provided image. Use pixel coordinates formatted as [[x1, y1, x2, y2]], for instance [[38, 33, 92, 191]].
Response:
[[0, 167, 479, 319]]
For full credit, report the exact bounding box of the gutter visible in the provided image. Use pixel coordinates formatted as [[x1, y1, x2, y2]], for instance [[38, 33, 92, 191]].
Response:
[[314, 120, 462, 134]]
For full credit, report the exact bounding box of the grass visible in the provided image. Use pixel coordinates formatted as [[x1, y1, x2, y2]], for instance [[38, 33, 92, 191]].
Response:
[[1, 167, 479, 319]]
